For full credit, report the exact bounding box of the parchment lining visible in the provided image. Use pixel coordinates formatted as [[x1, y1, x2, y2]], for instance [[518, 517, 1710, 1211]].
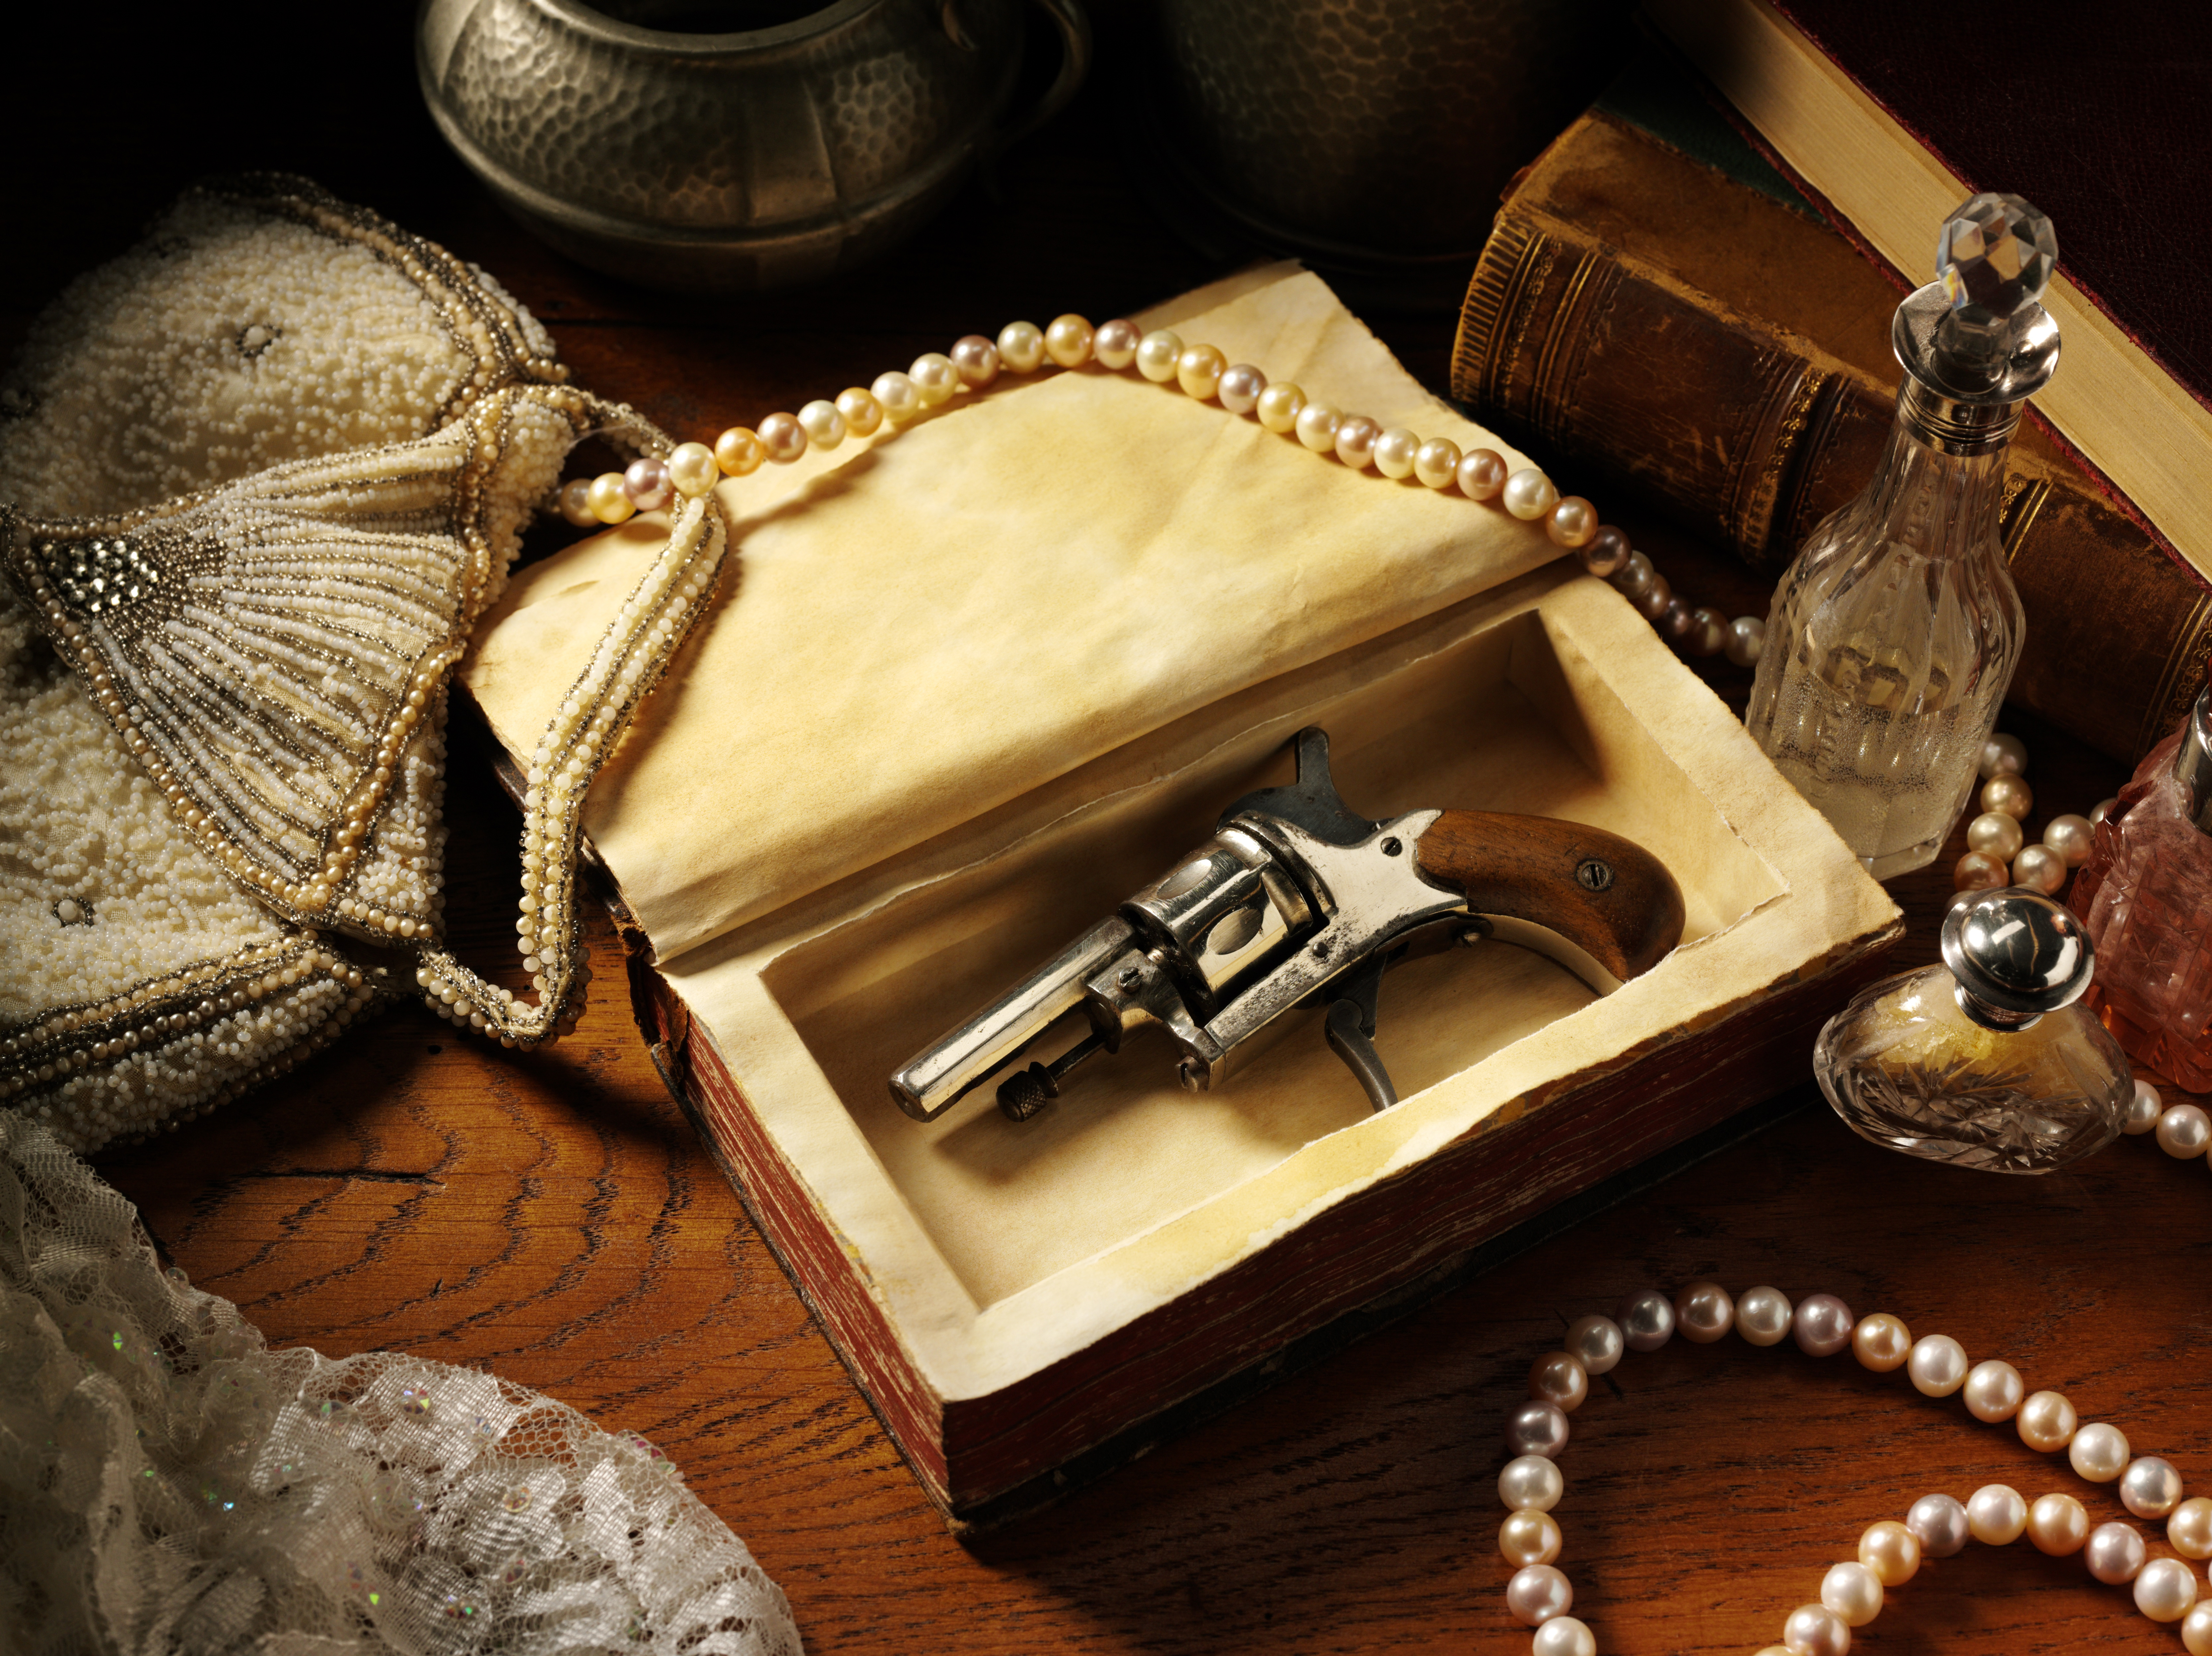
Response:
[[766, 605, 1784, 1305], [461, 267, 1899, 1401]]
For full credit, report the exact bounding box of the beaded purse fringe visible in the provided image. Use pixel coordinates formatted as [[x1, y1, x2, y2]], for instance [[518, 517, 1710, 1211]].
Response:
[[0, 176, 728, 1151]]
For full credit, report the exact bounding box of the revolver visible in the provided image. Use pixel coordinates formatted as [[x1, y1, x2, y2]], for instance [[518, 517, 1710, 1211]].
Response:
[[888, 727, 1685, 1123]]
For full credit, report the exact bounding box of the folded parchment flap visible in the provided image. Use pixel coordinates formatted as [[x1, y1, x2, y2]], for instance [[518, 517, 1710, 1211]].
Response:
[[464, 269, 1558, 958]]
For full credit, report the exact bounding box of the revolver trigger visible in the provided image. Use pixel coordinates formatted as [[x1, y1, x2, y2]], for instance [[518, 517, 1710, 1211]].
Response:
[[1324, 1001, 1398, 1112], [1321, 956, 1398, 1112]]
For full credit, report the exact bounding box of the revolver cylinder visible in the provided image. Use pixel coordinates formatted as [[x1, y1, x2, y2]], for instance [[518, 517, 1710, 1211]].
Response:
[[1120, 826, 1314, 1020], [886, 826, 1315, 1123]]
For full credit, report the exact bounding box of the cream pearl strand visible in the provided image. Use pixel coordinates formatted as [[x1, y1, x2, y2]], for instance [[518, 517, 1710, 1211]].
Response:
[[1951, 729, 2116, 898], [509, 316, 1769, 1061], [1500, 1282, 2210, 1655], [553, 314, 1770, 671]]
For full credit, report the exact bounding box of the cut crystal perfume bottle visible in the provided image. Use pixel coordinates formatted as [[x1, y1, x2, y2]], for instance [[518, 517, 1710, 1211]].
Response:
[[2073, 686, 2212, 1091], [1745, 194, 2060, 878], [1815, 888, 2130, 1173]]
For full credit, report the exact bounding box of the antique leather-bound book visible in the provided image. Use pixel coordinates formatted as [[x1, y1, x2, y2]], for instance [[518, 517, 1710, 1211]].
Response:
[[1451, 107, 2212, 764], [1643, 0, 2212, 589]]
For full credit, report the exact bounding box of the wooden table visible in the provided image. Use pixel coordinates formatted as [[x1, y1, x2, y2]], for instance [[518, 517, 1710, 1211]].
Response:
[[15, 11, 2211, 1652]]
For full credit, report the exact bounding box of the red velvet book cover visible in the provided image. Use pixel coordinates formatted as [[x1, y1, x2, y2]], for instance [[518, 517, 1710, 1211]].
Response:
[[1770, 0, 2212, 418]]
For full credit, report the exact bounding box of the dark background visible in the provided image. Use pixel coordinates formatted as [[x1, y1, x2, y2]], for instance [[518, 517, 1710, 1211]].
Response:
[[0, 3, 1239, 376]]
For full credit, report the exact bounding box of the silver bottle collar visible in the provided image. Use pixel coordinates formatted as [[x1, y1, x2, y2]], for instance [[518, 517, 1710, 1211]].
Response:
[[1892, 281, 2061, 457]]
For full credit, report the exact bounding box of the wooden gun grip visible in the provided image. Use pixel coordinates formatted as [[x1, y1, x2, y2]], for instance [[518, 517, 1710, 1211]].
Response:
[[1413, 811, 1685, 985]]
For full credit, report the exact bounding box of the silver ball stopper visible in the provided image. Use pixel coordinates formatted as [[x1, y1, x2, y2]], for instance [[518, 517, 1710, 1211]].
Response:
[[1940, 887, 2095, 1031]]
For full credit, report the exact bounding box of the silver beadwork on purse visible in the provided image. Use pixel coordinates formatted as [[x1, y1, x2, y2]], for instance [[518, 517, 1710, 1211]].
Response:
[[0, 176, 728, 1150]]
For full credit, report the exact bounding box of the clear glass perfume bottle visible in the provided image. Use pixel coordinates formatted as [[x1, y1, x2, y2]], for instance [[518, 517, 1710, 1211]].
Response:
[[1745, 194, 2060, 878], [1815, 888, 2131, 1173], [2073, 686, 2212, 1091]]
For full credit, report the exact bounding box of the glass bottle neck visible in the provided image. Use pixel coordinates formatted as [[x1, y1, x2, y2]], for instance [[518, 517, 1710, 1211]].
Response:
[[1858, 394, 2012, 561]]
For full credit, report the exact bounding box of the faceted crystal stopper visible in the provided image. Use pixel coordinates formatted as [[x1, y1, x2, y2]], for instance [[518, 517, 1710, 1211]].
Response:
[[1937, 193, 2058, 325], [1941, 887, 2093, 1030]]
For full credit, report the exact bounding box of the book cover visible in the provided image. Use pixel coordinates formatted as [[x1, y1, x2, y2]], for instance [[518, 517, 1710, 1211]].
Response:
[[1642, 0, 2212, 588], [1452, 104, 2212, 763]]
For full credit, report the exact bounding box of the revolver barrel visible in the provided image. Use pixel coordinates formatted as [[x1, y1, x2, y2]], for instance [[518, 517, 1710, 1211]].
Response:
[[889, 916, 1137, 1121]]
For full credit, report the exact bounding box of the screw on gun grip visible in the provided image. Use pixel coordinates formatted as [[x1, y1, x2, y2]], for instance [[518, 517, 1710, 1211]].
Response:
[[998, 1064, 1056, 1121]]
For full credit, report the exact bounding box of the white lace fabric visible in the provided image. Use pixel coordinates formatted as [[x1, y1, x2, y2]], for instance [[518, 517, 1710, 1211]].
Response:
[[0, 1111, 802, 1654]]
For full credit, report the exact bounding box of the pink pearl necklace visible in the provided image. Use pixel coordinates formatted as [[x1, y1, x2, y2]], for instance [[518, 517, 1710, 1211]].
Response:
[[549, 314, 1770, 669], [1497, 1278, 2212, 1656]]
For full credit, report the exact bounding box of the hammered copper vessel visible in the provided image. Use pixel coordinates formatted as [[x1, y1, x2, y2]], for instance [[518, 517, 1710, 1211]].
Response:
[[419, 0, 1089, 292]]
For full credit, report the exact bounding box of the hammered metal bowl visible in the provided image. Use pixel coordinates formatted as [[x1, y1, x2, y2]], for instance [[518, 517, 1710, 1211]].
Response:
[[1152, 0, 1631, 265], [418, 0, 1088, 292]]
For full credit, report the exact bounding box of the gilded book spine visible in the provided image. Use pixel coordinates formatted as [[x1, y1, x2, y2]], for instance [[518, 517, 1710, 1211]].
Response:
[[1453, 210, 2212, 764]]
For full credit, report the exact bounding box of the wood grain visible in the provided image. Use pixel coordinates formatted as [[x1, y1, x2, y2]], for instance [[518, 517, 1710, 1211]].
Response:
[[650, 895, 1890, 1524], [18, 11, 2212, 1652], [1415, 808, 1686, 983]]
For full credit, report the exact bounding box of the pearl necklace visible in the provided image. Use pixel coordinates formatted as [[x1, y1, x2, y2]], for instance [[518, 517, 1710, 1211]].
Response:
[[550, 312, 1769, 652], [1496, 1272, 2212, 1656], [1950, 727, 2117, 899], [508, 312, 1769, 1038]]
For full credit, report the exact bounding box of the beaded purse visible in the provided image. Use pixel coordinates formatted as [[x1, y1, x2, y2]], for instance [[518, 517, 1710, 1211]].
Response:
[[0, 176, 727, 1150]]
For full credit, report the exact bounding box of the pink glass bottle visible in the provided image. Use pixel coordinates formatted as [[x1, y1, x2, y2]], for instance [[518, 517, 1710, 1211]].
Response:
[[2071, 686, 2212, 1090]]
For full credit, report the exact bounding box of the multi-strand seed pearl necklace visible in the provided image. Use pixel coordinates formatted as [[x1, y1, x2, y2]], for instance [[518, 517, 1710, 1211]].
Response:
[[1496, 1257, 2212, 1656], [417, 388, 724, 1052]]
